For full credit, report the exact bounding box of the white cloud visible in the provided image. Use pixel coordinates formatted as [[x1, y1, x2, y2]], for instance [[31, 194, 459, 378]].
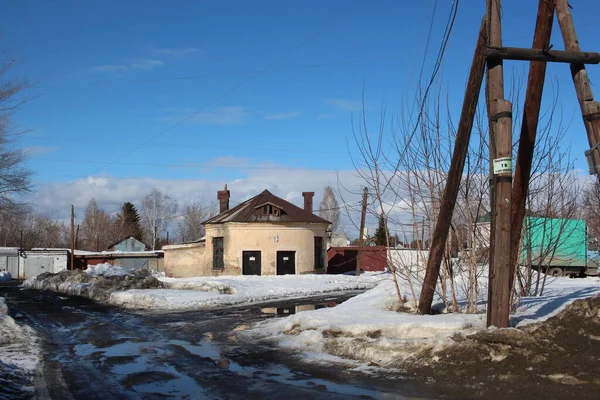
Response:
[[28, 159, 455, 240], [90, 58, 164, 74], [265, 111, 301, 120], [90, 64, 129, 73], [159, 106, 250, 125], [153, 47, 200, 56], [324, 98, 364, 112], [22, 146, 60, 157], [130, 58, 164, 70]]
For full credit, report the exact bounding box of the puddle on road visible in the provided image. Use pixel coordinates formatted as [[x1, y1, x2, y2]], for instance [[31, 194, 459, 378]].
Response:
[[253, 364, 385, 399], [170, 338, 220, 359], [74, 340, 145, 357], [131, 365, 207, 399]]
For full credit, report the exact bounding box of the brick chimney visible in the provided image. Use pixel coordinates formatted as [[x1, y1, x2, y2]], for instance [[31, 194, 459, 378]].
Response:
[[302, 192, 315, 213], [217, 184, 230, 214]]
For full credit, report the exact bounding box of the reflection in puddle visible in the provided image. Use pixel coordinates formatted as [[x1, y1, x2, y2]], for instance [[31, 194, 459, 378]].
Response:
[[242, 363, 383, 399], [261, 301, 339, 315], [132, 365, 207, 398]]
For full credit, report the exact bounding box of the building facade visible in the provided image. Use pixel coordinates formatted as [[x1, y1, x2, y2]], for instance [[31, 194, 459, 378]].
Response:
[[163, 188, 330, 277]]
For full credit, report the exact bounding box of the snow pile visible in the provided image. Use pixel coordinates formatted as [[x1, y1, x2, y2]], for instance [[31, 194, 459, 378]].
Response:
[[0, 296, 40, 398], [109, 273, 383, 311], [240, 278, 484, 364], [0, 271, 11, 282], [85, 263, 130, 277], [240, 273, 600, 367], [23, 269, 164, 303], [511, 273, 600, 326]]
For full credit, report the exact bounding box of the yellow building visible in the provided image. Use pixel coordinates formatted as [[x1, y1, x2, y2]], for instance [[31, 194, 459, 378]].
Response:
[[162, 188, 330, 277]]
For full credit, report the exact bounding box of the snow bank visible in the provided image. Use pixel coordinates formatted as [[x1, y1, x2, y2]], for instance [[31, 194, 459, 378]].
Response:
[[23, 269, 164, 303], [85, 262, 130, 277], [0, 271, 12, 282], [511, 274, 600, 326], [109, 273, 383, 311], [240, 273, 600, 367], [0, 296, 40, 398], [240, 278, 484, 365]]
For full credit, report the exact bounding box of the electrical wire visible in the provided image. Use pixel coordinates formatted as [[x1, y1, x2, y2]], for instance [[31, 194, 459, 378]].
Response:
[[34, 158, 344, 172], [33, 0, 369, 202]]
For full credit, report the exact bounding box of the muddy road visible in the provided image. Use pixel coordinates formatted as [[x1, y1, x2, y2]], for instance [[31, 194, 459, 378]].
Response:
[[1, 285, 428, 399]]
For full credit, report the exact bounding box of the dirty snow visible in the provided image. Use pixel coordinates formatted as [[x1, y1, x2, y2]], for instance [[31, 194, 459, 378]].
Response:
[[23, 269, 164, 303], [0, 271, 11, 282], [109, 273, 383, 311], [0, 296, 40, 398], [85, 262, 130, 277], [240, 273, 600, 366]]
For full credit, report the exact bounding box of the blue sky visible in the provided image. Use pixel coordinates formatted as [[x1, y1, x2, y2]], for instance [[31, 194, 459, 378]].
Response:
[[3, 0, 600, 228]]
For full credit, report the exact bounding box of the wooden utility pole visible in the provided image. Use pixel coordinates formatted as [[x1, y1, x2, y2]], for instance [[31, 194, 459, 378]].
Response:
[[510, 0, 555, 291], [356, 187, 368, 276], [555, 0, 600, 178], [486, 0, 513, 328], [70, 205, 75, 270], [418, 19, 488, 314]]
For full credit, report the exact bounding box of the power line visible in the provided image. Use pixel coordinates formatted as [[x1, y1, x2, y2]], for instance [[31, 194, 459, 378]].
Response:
[[34, 158, 344, 172], [38, 53, 420, 89], [21, 136, 344, 155], [34, 0, 367, 202], [34, 19, 600, 91], [33, 173, 332, 184]]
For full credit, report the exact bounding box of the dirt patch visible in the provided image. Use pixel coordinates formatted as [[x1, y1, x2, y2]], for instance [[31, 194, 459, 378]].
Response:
[[405, 296, 600, 399]]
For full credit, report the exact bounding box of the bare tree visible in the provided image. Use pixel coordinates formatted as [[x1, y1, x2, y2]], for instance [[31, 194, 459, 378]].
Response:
[[141, 189, 178, 250], [176, 199, 215, 243], [582, 179, 600, 243], [0, 206, 69, 250], [319, 185, 341, 233], [80, 198, 113, 251], [0, 47, 32, 212]]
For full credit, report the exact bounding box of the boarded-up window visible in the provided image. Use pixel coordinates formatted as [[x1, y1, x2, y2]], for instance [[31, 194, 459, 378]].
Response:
[[314, 236, 324, 268], [213, 237, 224, 270]]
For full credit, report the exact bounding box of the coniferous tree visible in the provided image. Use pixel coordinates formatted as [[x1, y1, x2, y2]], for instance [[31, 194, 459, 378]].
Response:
[[373, 213, 389, 246], [115, 202, 143, 242]]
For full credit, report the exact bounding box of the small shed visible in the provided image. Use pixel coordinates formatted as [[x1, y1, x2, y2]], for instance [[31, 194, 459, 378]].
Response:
[[0, 248, 69, 279], [75, 251, 164, 273], [327, 246, 388, 274], [107, 236, 149, 252]]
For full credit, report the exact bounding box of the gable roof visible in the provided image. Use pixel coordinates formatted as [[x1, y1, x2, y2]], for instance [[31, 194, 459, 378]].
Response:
[[107, 236, 149, 250], [204, 189, 330, 225]]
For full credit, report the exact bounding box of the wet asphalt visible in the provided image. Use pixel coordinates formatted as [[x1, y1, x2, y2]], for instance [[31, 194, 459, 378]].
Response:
[[1, 283, 431, 400]]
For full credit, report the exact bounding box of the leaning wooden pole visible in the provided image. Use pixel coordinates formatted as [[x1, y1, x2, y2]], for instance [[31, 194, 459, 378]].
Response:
[[417, 19, 487, 315], [509, 0, 555, 293], [356, 187, 368, 276], [555, 0, 600, 178], [70, 205, 75, 270], [486, 0, 513, 328]]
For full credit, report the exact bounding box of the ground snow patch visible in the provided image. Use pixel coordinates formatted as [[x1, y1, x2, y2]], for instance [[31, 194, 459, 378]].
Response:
[[240, 278, 483, 365], [109, 273, 383, 311], [0, 296, 40, 398], [85, 263, 130, 277], [0, 271, 12, 282], [240, 273, 600, 367]]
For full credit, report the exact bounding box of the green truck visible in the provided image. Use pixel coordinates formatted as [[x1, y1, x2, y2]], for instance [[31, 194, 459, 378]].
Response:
[[520, 217, 600, 277]]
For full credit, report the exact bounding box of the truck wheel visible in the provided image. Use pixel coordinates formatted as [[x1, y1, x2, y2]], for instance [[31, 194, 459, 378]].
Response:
[[547, 267, 563, 277]]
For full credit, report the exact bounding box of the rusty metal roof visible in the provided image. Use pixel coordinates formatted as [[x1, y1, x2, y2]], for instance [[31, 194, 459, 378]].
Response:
[[204, 189, 330, 225]]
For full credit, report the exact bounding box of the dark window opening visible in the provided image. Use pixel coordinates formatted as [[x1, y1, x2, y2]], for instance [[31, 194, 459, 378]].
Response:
[[257, 203, 282, 216], [213, 237, 224, 270], [314, 236, 324, 268]]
